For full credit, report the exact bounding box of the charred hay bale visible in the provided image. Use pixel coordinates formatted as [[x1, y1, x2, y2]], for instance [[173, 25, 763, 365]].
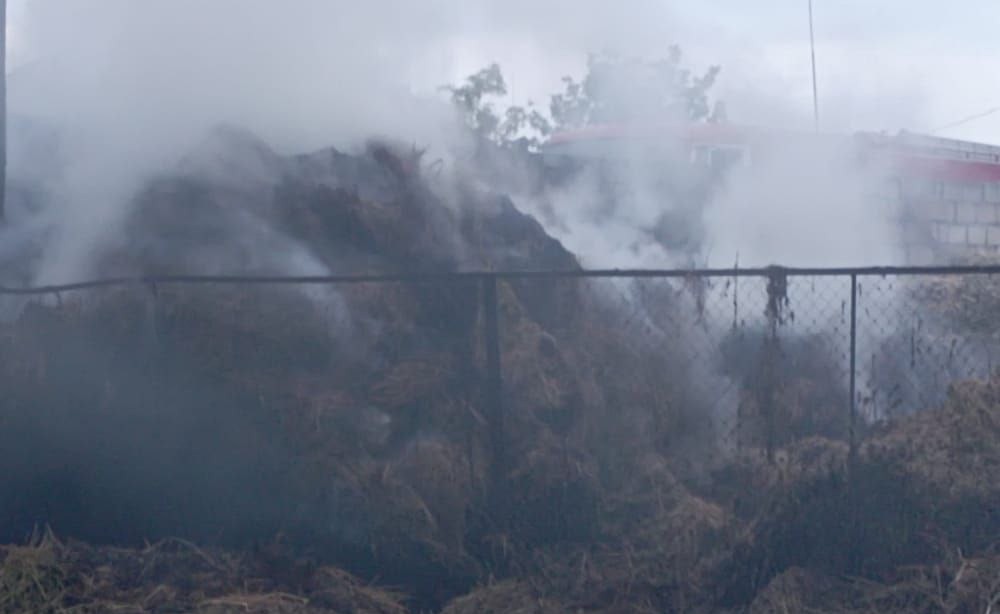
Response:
[[601, 496, 730, 612], [495, 454, 732, 613], [589, 491, 732, 613], [387, 435, 480, 555], [152, 286, 336, 377], [2, 279, 479, 604], [841, 560, 1000, 614], [550, 283, 722, 483], [910, 273, 1000, 337], [6, 285, 339, 387], [0, 531, 68, 614], [9, 285, 340, 396], [749, 567, 855, 614], [938, 552, 1000, 613], [864, 376, 1000, 503], [369, 354, 459, 412], [491, 282, 591, 439], [719, 377, 1000, 608], [457, 193, 582, 330], [441, 580, 572, 614], [342, 282, 421, 343], [466, 195, 578, 272], [194, 595, 320, 613], [344, 284, 476, 389], [278, 148, 463, 272], [277, 183, 391, 261], [0, 533, 408, 614], [600, 451, 700, 533], [577, 326, 700, 482], [714, 436, 915, 606], [709, 437, 849, 519], [501, 322, 582, 436], [845, 377, 1000, 570], [309, 142, 464, 271], [304, 567, 408, 614], [344, 279, 481, 359], [518, 495, 730, 614], [752, 553, 1000, 614], [719, 329, 849, 447], [717, 445, 970, 606], [363, 352, 482, 462], [507, 442, 602, 547], [0, 291, 313, 548], [275, 380, 393, 457], [333, 450, 481, 608], [0, 299, 97, 386]]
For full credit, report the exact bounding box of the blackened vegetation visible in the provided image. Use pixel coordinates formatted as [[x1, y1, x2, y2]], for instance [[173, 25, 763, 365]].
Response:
[[1, 131, 608, 610], [0, 130, 999, 612], [0, 529, 409, 614], [714, 378, 1000, 611], [720, 269, 848, 457]]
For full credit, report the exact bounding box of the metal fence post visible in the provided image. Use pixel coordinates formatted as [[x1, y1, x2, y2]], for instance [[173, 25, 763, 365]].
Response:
[[849, 273, 858, 468], [482, 274, 508, 527], [847, 273, 862, 573]]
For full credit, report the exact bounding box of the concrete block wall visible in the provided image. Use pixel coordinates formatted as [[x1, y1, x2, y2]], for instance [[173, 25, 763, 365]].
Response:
[[901, 181, 1000, 258]]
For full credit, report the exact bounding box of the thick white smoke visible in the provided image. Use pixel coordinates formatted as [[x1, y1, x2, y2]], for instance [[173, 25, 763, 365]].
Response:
[[0, 0, 687, 283], [702, 134, 904, 267], [1, 0, 978, 282], [0, 0, 991, 502]]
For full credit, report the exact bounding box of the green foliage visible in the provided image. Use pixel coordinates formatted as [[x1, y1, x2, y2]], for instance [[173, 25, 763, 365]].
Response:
[[550, 47, 724, 131], [442, 63, 551, 151], [445, 46, 724, 150]]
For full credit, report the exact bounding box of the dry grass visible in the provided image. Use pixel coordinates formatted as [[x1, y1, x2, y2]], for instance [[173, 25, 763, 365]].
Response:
[[862, 376, 1000, 499], [441, 580, 571, 614], [750, 551, 1000, 614], [0, 528, 68, 614], [0, 531, 407, 614]]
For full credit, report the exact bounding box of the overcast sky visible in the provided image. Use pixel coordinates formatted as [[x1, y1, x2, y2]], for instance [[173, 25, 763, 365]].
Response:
[[5, 0, 1000, 146], [432, 0, 1000, 143], [682, 0, 1000, 142]]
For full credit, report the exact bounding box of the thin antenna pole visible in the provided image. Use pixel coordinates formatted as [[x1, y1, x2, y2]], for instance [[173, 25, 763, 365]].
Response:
[[808, 0, 820, 133], [1, 0, 7, 221]]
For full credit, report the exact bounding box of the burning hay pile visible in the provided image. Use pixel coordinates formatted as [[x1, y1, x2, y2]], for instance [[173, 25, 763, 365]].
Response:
[[0, 128, 712, 610], [0, 529, 407, 614], [1, 128, 999, 612], [910, 267, 1000, 339], [716, 373, 1000, 613]]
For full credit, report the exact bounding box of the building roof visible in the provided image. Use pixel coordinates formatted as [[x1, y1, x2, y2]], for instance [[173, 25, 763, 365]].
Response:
[[543, 122, 1000, 182]]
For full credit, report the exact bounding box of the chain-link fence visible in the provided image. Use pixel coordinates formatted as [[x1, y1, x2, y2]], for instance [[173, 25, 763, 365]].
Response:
[[0, 266, 998, 543], [492, 267, 998, 464]]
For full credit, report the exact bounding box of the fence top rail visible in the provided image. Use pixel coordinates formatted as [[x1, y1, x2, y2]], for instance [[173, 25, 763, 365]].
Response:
[[3, 265, 1000, 295]]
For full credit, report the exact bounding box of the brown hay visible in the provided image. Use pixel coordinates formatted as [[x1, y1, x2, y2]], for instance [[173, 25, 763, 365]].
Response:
[[0, 528, 68, 614], [308, 566, 408, 614], [749, 567, 853, 614], [862, 376, 1000, 499], [910, 273, 1000, 336], [441, 580, 570, 614], [0, 533, 407, 614], [196, 592, 310, 613], [370, 355, 456, 411]]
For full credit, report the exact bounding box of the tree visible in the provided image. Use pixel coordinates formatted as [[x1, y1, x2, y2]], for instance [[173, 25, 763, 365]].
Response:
[[443, 48, 726, 260], [543, 49, 727, 260], [549, 48, 724, 131], [445, 47, 723, 151], [442, 63, 550, 152]]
